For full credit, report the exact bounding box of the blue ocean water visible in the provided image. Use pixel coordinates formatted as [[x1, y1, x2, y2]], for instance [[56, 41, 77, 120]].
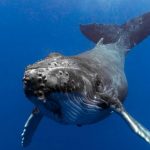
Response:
[[0, 0, 150, 150]]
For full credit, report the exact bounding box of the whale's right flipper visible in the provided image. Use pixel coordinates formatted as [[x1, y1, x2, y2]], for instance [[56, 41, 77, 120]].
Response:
[[119, 109, 150, 144], [111, 100, 150, 144], [80, 12, 150, 49], [21, 108, 43, 147]]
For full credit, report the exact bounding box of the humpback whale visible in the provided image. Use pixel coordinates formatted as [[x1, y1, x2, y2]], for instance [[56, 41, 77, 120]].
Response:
[[21, 12, 150, 147]]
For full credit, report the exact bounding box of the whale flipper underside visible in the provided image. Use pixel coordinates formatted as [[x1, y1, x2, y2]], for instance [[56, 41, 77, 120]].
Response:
[[80, 12, 150, 49], [111, 101, 150, 144], [120, 110, 150, 144], [21, 108, 43, 147]]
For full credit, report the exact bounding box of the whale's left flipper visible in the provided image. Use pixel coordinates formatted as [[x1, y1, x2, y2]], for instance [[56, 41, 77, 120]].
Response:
[[111, 100, 150, 144], [21, 108, 43, 147]]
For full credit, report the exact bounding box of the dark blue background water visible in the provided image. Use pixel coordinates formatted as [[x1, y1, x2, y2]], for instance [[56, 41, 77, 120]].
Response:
[[0, 0, 150, 150]]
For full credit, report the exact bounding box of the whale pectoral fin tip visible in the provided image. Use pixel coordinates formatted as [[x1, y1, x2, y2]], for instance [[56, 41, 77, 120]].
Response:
[[21, 107, 43, 147], [122, 111, 150, 144], [112, 102, 150, 144]]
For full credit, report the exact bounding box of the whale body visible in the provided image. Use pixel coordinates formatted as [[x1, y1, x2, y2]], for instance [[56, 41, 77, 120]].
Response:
[[21, 12, 150, 147]]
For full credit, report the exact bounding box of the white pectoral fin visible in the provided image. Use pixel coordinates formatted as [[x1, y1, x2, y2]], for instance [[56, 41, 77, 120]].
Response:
[[119, 110, 150, 144], [110, 99, 150, 144], [21, 108, 43, 147]]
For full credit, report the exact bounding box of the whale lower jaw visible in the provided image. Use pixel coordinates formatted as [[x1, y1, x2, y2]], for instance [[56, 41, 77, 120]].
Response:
[[38, 92, 111, 125]]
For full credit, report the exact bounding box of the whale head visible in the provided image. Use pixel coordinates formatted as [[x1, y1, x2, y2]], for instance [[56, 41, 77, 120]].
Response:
[[23, 53, 93, 100], [23, 53, 109, 124]]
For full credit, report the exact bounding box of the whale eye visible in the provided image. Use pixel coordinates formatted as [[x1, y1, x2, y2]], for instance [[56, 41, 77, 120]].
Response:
[[95, 79, 103, 92]]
